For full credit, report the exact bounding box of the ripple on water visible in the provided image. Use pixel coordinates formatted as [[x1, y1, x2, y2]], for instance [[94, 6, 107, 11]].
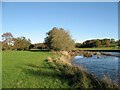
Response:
[[72, 52, 119, 83]]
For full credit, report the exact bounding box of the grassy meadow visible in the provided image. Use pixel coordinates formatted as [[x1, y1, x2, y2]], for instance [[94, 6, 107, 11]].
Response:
[[2, 51, 119, 89], [2, 51, 69, 88]]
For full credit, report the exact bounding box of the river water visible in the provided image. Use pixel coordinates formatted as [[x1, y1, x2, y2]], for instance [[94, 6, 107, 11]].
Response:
[[72, 52, 120, 83]]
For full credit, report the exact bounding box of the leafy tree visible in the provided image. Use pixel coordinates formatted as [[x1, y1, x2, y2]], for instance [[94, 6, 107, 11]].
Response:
[[118, 39, 120, 46], [2, 42, 11, 51], [101, 39, 105, 45], [2, 32, 14, 50], [45, 27, 75, 51], [75, 43, 81, 48], [12, 37, 31, 50], [40, 43, 47, 49], [81, 40, 96, 48], [104, 39, 110, 47], [31, 43, 46, 49], [95, 40, 102, 47], [2, 32, 13, 45], [29, 44, 34, 50], [110, 38, 115, 44]]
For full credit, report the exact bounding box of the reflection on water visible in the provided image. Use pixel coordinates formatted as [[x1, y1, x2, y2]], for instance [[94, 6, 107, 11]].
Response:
[[72, 52, 120, 83]]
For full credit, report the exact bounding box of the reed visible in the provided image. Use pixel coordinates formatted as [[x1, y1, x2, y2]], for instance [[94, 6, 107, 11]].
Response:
[[46, 52, 120, 89]]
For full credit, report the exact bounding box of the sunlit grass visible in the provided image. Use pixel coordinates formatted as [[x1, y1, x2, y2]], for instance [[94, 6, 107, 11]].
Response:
[[2, 51, 119, 88], [2, 51, 69, 88]]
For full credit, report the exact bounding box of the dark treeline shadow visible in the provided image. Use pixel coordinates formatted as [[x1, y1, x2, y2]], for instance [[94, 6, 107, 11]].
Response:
[[29, 49, 50, 52]]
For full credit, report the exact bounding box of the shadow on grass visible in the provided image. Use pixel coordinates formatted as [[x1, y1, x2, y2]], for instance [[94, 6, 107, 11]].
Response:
[[19, 63, 70, 87], [29, 49, 50, 52], [17, 62, 120, 89], [21, 64, 57, 77]]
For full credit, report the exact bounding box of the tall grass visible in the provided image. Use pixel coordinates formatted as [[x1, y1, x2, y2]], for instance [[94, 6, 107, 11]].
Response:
[[46, 52, 119, 89], [3, 51, 119, 88]]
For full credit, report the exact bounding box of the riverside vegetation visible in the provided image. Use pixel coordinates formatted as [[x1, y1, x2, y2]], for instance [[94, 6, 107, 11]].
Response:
[[2, 51, 119, 88], [46, 51, 119, 89], [2, 27, 120, 88]]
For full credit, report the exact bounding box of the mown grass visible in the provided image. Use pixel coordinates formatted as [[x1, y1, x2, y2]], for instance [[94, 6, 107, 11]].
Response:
[[2, 51, 69, 88]]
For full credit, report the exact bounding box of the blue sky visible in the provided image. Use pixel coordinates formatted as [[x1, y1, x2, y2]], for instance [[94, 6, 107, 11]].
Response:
[[2, 2, 118, 43]]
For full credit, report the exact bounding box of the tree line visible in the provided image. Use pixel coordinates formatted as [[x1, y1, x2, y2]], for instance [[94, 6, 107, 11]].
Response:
[[1, 27, 120, 51], [1, 27, 75, 51], [76, 39, 120, 48]]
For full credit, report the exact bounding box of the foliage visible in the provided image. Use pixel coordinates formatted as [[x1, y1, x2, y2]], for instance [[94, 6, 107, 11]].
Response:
[[2, 32, 14, 45], [80, 40, 96, 48], [29, 43, 47, 50], [2, 42, 12, 51], [12, 37, 31, 50], [110, 38, 115, 44], [95, 40, 102, 47], [2, 33, 31, 51], [75, 43, 82, 48], [3, 50, 120, 88], [77, 38, 117, 48], [117, 39, 120, 46], [104, 39, 110, 47], [29, 44, 34, 50], [45, 27, 75, 51], [2, 32, 14, 50], [46, 55, 119, 89]]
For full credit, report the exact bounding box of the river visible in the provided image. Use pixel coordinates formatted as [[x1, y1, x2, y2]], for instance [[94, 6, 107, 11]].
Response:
[[72, 52, 120, 83]]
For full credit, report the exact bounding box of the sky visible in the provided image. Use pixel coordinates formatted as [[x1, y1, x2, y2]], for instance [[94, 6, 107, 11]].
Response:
[[2, 2, 118, 43]]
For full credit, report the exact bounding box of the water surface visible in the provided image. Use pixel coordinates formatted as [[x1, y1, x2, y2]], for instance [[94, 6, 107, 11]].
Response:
[[72, 52, 120, 83]]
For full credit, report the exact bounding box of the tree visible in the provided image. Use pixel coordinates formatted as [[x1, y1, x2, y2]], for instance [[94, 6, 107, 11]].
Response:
[[2, 42, 10, 51], [2, 32, 14, 50], [75, 43, 81, 48], [95, 40, 102, 47], [29, 44, 34, 50], [41, 43, 47, 49], [2, 32, 13, 45], [110, 38, 115, 44], [118, 39, 120, 46], [45, 27, 75, 51], [81, 40, 96, 48], [12, 37, 31, 50], [104, 39, 110, 47]]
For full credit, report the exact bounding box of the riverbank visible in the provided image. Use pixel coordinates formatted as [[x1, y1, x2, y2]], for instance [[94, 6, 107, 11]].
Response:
[[3, 51, 119, 88], [84, 50, 120, 52], [75, 47, 120, 50], [68, 49, 120, 57], [46, 51, 119, 88]]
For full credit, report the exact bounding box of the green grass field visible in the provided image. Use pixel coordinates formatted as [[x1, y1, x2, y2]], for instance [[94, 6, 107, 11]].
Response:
[[2, 51, 69, 88], [2, 51, 119, 88]]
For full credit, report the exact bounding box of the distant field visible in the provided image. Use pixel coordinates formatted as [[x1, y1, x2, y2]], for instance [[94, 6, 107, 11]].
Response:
[[2, 51, 69, 88], [75, 47, 119, 50]]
